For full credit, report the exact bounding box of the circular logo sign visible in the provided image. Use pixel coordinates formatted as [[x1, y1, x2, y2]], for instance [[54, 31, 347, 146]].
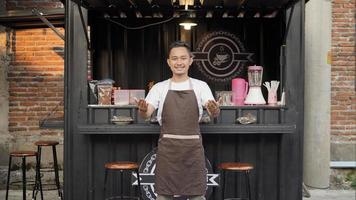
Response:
[[193, 31, 253, 82], [133, 148, 219, 200]]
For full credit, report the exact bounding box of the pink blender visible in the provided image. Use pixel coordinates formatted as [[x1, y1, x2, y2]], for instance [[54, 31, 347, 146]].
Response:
[[244, 65, 266, 105]]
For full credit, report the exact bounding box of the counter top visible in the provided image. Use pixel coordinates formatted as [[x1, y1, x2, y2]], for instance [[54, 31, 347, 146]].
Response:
[[77, 123, 296, 134]]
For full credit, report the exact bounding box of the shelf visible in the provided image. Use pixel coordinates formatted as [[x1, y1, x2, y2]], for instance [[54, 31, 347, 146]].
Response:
[[39, 120, 64, 129], [87, 104, 287, 110], [219, 105, 287, 110], [77, 123, 296, 135], [88, 104, 137, 108], [87, 104, 288, 124]]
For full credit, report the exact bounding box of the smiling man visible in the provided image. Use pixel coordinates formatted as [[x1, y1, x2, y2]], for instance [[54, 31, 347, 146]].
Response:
[[136, 41, 220, 200]]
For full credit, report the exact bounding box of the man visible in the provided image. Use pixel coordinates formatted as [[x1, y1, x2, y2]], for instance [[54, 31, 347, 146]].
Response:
[[136, 41, 220, 200]]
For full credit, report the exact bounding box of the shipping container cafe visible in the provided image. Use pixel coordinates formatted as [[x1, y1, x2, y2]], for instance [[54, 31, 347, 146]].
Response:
[[64, 0, 305, 199]]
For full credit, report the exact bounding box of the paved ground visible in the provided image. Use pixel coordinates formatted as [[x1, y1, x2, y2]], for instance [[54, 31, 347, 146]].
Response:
[[303, 189, 355, 200], [0, 189, 355, 200], [0, 189, 59, 200]]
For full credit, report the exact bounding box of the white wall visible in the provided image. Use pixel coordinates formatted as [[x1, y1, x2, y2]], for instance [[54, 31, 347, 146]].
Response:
[[304, 0, 332, 188]]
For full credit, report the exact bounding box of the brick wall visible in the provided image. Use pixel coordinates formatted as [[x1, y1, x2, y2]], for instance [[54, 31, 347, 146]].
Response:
[[0, 0, 64, 172], [8, 28, 64, 137], [6, 0, 63, 10], [331, 0, 356, 142]]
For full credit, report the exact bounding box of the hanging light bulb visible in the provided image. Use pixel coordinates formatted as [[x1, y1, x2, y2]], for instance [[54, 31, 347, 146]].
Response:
[[179, 22, 197, 30]]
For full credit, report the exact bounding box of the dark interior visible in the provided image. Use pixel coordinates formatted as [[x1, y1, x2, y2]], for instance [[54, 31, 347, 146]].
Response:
[[89, 15, 285, 96], [79, 0, 299, 99]]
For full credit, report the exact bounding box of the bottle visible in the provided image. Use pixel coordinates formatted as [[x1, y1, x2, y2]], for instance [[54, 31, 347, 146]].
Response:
[[111, 87, 117, 105], [280, 89, 285, 106]]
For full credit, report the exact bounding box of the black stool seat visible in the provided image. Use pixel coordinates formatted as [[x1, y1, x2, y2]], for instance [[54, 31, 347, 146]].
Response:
[[34, 140, 59, 146], [33, 140, 62, 200], [104, 161, 142, 200], [218, 162, 254, 200], [6, 151, 42, 200]]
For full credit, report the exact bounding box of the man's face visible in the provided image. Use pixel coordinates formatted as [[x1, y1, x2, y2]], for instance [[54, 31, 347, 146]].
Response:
[[167, 47, 193, 76]]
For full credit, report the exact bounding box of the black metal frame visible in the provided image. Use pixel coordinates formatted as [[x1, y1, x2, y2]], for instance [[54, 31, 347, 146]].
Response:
[[103, 168, 142, 200], [220, 169, 252, 200], [0, 8, 64, 28], [6, 153, 43, 200], [33, 144, 63, 200]]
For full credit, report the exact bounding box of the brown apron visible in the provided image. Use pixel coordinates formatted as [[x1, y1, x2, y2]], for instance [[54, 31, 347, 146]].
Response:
[[155, 79, 207, 196]]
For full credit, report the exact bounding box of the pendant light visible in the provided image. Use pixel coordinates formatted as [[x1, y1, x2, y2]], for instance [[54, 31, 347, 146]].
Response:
[[179, 22, 197, 30]]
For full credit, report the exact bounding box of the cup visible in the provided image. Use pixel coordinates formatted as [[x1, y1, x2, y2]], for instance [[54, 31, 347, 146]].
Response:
[[129, 90, 145, 105], [114, 89, 130, 106], [232, 78, 248, 106], [215, 91, 232, 106], [268, 91, 277, 105]]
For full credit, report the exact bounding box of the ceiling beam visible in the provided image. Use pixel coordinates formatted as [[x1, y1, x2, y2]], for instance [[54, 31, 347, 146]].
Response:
[[0, 8, 64, 28]]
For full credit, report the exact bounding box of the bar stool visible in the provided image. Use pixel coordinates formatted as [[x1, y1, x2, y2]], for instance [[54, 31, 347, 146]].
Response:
[[5, 151, 42, 200], [104, 161, 142, 200], [33, 141, 62, 200], [218, 162, 254, 200]]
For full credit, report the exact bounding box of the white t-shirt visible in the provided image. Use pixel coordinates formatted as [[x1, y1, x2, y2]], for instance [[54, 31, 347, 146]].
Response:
[[145, 78, 215, 125]]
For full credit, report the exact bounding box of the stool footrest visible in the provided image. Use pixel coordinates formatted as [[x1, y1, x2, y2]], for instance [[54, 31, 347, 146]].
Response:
[[34, 184, 63, 191]]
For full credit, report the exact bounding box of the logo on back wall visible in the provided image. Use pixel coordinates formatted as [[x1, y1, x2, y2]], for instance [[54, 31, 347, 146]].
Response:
[[193, 31, 253, 82]]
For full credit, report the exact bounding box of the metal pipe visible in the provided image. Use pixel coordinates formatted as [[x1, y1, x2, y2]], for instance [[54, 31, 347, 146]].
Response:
[[77, 4, 91, 50], [32, 8, 65, 40], [330, 161, 356, 168], [283, 5, 294, 44]]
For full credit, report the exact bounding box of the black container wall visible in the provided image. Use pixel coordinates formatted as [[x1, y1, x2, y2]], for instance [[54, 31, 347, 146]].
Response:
[[91, 17, 284, 94], [65, 1, 91, 199], [64, 0, 305, 200], [87, 134, 282, 200]]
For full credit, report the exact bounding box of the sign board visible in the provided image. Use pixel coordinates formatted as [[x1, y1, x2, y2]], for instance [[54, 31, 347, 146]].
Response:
[[132, 148, 219, 200], [193, 31, 253, 82]]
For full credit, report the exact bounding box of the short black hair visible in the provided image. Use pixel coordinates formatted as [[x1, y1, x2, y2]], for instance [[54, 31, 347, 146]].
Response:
[[167, 41, 193, 58]]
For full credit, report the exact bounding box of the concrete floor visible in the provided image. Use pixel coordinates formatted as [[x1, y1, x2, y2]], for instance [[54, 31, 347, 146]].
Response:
[[0, 189, 355, 200], [0, 190, 60, 200], [306, 189, 355, 200]]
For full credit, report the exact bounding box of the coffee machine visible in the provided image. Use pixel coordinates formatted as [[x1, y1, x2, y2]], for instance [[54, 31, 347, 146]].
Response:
[[244, 65, 266, 105]]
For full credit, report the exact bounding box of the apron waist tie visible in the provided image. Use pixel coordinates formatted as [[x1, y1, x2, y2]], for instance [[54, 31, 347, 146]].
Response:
[[162, 134, 200, 140]]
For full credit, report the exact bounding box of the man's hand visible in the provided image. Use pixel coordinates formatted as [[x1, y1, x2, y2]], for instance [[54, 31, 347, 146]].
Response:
[[134, 98, 154, 119], [135, 98, 148, 113], [205, 98, 221, 118]]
